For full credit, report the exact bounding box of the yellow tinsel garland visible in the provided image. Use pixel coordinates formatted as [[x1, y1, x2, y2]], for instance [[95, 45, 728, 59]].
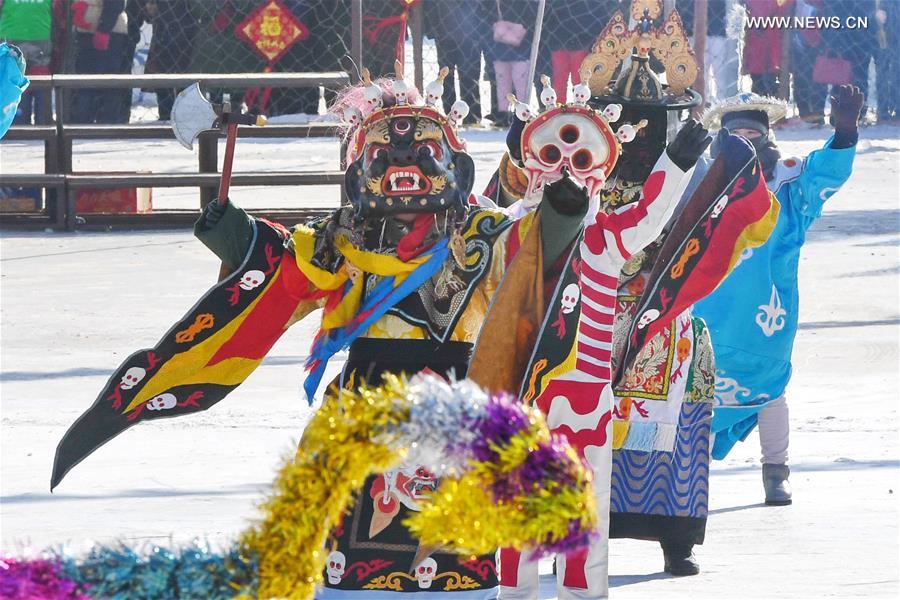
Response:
[[242, 376, 410, 599]]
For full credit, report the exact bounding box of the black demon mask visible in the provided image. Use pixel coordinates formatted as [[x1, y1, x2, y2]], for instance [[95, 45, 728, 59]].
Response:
[[344, 107, 475, 220]]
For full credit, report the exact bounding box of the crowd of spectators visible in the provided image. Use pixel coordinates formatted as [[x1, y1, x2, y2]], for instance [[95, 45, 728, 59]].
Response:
[[0, 0, 896, 126]]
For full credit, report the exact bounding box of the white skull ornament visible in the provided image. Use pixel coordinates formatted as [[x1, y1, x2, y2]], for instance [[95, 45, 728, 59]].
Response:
[[637, 308, 661, 329], [449, 100, 469, 126], [602, 103, 622, 123], [615, 118, 647, 144], [560, 283, 580, 314], [508, 94, 533, 122], [343, 106, 362, 127], [364, 84, 383, 113], [238, 269, 265, 291], [425, 81, 442, 107], [393, 79, 410, 105], [425, 66, 449, 108], [325, 550, 345, 584], [539, 75, 557, 109], [359, 68, 383, 115], [147, 393, 177, 411], [415, 557, 437, 588], [120, 366, 146, 390], [572, 82, 591, 106], [616, 123, 637, 143]]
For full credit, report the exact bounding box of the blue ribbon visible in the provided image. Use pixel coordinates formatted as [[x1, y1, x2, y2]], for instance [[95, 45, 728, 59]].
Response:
[[302, 238, 450, 403]]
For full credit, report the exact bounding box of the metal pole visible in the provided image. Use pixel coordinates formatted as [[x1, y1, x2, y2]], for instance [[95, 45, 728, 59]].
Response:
[[779, 29, 791, 101], [411, 3, 424, 91], [526, 0, 547, 105], [692, 0, 708, 117], [351, 0, 364, 83]]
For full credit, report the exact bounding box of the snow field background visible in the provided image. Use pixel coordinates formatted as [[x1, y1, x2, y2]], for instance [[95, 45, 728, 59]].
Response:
[[1, 126, 898, 598]]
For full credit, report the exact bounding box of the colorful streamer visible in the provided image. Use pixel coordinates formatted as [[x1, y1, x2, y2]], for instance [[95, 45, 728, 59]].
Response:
[[7, 375, 596, 599]]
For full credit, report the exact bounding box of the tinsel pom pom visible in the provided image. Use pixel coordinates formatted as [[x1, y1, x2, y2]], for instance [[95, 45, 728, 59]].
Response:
[[242, 375, 410, 599], [0, 557, 87, 599], [6, 375, 598, 600], [2, 543, 256, 600], [406, 397, 598, 558]]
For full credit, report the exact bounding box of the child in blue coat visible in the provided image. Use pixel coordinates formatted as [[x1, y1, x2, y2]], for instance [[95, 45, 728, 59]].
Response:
[[693, 86, 864, 505]]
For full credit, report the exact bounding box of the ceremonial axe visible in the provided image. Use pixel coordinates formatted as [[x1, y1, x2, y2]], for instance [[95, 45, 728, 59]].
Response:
[[171, 82, 267, 206]]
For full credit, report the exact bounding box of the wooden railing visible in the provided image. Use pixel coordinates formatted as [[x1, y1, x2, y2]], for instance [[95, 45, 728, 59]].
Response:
[[0, 72, 351, 230]]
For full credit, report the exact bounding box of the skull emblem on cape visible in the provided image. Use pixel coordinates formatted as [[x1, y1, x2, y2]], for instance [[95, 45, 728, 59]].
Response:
[[238, 269, 265, 291], [711, 194, 729, 218], [520, 106, 620, 202], [560, 283, 580, 314], [147, 393, 176, 411], [637, 308, 660, 329], [325, 550, 345, 584], [120, 366, 146, 390], [415, 557, 437, 588]]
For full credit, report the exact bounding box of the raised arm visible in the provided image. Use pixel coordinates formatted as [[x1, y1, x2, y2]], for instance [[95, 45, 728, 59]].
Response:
[[600, 120, 711, 263], [791, 85, 862, 224], [194, 200, 255, 272]]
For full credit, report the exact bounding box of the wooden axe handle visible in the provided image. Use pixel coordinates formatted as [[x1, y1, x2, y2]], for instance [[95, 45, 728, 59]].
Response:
[[215, 122, 240, 281], [216, 122, 239, 206]]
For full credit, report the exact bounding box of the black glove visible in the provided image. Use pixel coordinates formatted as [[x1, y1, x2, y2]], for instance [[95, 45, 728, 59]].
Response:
[[829, 84, 864, 132], [543, 168, 589, 216], [709, 126, 731, 160], [201, 199, 228, 229], [505, 113, 527, 163], [665, 119, 712, 171]]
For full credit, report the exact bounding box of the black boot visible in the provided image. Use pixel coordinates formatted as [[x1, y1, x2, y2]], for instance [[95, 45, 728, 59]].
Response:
[[661, 542, 700, 576]]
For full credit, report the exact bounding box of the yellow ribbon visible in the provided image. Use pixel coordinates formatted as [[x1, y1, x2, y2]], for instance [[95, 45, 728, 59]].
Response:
[[290, 228, 437, 332]]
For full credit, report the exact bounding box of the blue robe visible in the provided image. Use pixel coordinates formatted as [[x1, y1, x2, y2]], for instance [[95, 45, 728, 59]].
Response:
[[694, 136, 857, 459]]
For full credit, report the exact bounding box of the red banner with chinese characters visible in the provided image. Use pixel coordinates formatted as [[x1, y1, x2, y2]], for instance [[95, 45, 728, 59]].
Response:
[[235, 0, 309, 65]]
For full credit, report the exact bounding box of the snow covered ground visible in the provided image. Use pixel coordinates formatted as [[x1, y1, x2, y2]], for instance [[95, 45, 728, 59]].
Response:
[[1, 125, 899, 599]]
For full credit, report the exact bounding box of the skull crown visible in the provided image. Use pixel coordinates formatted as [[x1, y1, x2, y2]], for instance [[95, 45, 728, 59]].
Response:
[[509, 75, 647, 202], [518, 75, 649, 202], [342, 64, 469, 131]]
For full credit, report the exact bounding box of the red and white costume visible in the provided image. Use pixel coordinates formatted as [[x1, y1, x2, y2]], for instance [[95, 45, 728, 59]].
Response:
[[500, 153, 692, 599]]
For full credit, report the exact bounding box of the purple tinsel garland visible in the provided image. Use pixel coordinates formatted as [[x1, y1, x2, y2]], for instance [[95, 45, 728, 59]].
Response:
[[0, 558, 88, 600], [491, 438, 582, 502], [466, 395, 530, 463]]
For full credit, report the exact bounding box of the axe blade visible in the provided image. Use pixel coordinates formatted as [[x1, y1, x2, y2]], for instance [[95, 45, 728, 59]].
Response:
[[171, 83, 218, 150]]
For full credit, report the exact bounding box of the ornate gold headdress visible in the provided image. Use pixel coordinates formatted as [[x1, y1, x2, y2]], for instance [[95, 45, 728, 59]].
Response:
[[580, 0, 698, 103]]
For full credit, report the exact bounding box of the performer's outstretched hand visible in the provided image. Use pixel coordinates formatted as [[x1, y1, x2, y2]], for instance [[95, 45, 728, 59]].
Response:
[[829, 84, 864, 132], [506, 113, 527, 163], [544, 168, 589, 216], [666, 119, 711, 171], [200, 199, 228, 230]]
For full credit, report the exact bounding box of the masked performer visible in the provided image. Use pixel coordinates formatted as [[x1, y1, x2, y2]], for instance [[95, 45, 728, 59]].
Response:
[[468, 77, 713, 600], [581, 3, 784, 577], [693, 86, 863, 506], [50, 65, 602, 597], [476, 1, 779, 584]]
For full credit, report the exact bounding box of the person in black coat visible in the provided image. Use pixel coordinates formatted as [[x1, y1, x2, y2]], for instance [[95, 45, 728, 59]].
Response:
[[129, 0, 199, 121], [423, 0, 491, 123]]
